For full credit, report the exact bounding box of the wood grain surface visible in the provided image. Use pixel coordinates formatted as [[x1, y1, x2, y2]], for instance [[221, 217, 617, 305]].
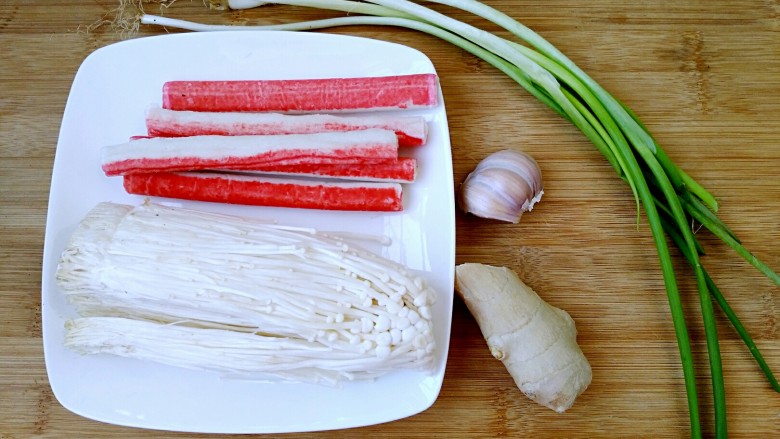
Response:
[[1, 1, 779, 437]]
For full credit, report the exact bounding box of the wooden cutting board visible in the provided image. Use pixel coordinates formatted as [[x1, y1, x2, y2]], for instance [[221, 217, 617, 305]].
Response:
[[1, 1, 778, 437]]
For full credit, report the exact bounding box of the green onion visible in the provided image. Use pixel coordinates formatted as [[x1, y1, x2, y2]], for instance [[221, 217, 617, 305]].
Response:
[[658, 207, 780, 393], [140, 2, 780, 436]]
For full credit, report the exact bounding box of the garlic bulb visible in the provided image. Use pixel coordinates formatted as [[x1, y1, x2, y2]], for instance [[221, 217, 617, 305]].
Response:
[[458, 149, 544, 223]]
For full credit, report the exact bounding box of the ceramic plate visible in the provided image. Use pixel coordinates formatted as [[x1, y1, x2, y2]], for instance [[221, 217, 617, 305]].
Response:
[[41, 31, 455, 433]]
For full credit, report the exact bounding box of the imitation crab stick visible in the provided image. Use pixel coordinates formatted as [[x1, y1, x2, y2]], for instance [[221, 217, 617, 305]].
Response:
[[162, 74, 439, 113], [124, 172, 404, 211], [146, 106, 429, 147], [242, 156, 417, 183], [101, 128, 398, 176]]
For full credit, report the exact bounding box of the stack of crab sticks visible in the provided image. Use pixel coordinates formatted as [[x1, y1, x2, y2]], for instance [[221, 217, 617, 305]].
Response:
[[100, 73, 439, 212]]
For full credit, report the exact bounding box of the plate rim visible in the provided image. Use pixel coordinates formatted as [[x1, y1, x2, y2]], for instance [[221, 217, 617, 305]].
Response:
[[41, 30, 455, 434]]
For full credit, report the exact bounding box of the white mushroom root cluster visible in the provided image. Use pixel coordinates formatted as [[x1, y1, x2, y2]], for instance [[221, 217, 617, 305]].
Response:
[[56, 202, 437, 384]]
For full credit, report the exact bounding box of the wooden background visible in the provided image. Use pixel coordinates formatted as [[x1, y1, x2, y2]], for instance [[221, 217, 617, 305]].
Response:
[[1, 1, 779, 437]]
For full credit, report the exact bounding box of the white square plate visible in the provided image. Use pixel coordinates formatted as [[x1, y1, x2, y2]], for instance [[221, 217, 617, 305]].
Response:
[[41, 31, 455, 434]]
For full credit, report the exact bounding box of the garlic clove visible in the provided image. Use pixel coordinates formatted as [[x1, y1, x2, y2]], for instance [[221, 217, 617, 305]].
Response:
[[458, 149, 544, 224]]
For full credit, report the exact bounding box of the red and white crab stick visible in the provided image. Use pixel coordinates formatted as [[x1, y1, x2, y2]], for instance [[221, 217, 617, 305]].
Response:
[[162, 73, 439, 113], [101, 128, 399, 177], [124, 172, 404, 212], [145, 106, 429, 147], [242, 156, 417, 183]]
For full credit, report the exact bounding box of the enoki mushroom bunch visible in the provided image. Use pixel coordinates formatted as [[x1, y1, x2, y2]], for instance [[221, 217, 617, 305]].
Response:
[[56, 201, 437, 384]]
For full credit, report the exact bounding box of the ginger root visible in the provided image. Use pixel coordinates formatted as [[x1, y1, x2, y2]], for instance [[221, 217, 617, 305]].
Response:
[[454, 263, 592, 413]]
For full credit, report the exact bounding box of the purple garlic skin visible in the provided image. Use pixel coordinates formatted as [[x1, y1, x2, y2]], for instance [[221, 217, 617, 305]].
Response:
[[458, 149, 544, 223]]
